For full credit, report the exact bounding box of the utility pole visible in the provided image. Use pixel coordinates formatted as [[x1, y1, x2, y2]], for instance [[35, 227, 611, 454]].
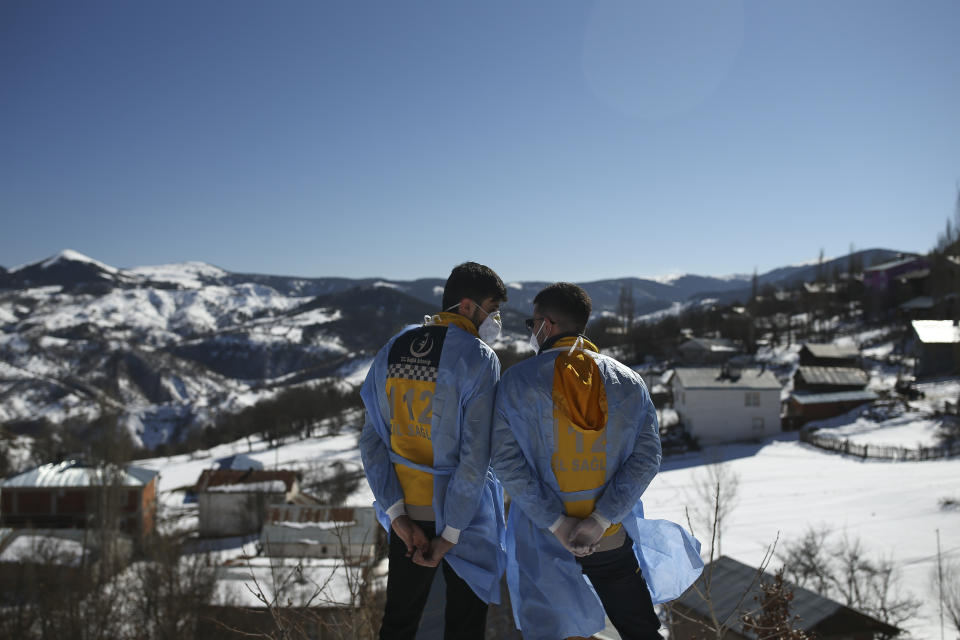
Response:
[[938, 528, 944, 640]]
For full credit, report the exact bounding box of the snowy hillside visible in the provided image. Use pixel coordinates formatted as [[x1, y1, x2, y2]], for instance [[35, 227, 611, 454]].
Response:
[[0, 247, 916, 452]]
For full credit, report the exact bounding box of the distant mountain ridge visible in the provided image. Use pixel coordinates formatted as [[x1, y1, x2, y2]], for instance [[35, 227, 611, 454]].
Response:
[[0, 248, 905, 449]]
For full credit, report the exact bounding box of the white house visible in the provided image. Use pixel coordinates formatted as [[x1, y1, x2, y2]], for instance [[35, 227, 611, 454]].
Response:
[[260, 505, 381, 564], [673, 367, 782, 445], [196, 469, 301, 538]]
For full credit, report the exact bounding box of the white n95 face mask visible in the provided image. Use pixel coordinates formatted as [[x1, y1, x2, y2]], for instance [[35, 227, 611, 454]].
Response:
[[528, 321, 546, 353], [477, 309, 502, 345]]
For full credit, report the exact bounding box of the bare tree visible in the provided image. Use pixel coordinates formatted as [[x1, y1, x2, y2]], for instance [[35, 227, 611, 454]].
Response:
[[129, 532, 217, 640], [213, 518, 385, 640], [780, 527, 920, 634], [662, 456, 775, 640], [687, 456, 740, 558]]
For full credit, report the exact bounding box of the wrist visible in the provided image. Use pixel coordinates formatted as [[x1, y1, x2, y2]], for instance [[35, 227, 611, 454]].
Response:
[[386, 500, 407, 522], [590, 511, 612, 530], [440, 525, 461, 544], [548, 514, 567, 533]]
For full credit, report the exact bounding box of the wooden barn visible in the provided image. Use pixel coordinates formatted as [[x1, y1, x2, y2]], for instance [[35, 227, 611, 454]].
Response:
[[911, 319, 960, 378], [783, 390, 879, 429]]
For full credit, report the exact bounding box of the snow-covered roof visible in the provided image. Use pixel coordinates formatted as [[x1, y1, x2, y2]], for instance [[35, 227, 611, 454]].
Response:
[[1, 460, 159, 488], [789, 390, 879, 406], [196, 469, 298, 493], [802, 342, 859, 359], [208, 480, 287, 493], [673, 367, 781, 390], [912, 320, 960, 344], [678, 337, 739, 353], [796, 366, 869, 388]]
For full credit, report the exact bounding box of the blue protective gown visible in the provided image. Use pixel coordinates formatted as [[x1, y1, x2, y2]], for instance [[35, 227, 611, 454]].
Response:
[[492, 340, 703, 639], [359, 318, 507, 604]]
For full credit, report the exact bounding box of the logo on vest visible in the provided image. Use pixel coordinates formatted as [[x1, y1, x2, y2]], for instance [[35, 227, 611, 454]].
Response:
[[410, 333, 434, 358]]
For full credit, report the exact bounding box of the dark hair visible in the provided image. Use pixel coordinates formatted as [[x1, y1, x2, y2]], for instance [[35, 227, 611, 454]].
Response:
[[533, 282, 591, 333], [442, 262, 507, 310]]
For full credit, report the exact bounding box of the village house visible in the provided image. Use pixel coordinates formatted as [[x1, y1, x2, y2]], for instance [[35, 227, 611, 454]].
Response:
[[910, 319, 960, 378], [798, 342, 860, 368], [0, 526, 136, 593], [195, 469, 303, 538], [0, 460, 158, 541], [677, 337, 741, 365], [783, 389, 880, 430], [673, 367, 781, 445], [863, 254, 930, 291], [793, 366, 869, 393], [670, 556, 900, 639], [260, 504, 381, 564]]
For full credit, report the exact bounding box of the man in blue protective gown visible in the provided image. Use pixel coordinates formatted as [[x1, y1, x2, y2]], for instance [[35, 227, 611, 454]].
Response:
[[359, 262, 508, 640], [491, 283, 702, 640]]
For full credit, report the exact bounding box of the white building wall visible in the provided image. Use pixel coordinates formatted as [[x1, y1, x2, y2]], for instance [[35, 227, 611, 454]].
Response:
[[198, 491, 283, 537], [674, 381, 781, 445]]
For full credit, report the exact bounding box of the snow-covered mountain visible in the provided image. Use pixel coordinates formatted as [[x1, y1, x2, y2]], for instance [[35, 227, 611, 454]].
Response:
[[0, 248, 903, 449]]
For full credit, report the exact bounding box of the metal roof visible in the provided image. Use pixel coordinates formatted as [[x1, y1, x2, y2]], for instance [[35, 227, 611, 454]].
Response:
[[899, 296, 934, 310], [674, 556, 899, 637], [674, 367, 781, 390], [196, 469, 299, 493], [864, 255, 923, 273], [801, 342, 859, 359], [789, 390, 879, 406], [1, 460, 159, 488], [215, 453, 264, 471], [912, 320, 960, 344], [796, 366, 868, 388]]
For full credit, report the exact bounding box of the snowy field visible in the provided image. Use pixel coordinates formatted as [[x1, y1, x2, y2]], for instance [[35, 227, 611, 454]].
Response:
[[134, 384, 960, 639], [646, 434, 959, 639]]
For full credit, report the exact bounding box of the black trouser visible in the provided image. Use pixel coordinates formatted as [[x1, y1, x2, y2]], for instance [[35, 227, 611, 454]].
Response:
[[379, 520, 487, 640], [578, 536, 663, 640]]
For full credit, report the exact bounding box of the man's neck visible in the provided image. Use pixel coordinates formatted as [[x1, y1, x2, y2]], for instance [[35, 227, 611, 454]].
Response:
[[539, 331, 582, 353]]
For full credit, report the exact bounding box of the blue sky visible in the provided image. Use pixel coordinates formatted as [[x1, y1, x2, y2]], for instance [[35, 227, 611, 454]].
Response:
[[1, 1, 958, 283]]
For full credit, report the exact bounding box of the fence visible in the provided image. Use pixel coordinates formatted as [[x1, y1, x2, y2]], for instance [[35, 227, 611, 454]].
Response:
[[799, 429, 960, 461]]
